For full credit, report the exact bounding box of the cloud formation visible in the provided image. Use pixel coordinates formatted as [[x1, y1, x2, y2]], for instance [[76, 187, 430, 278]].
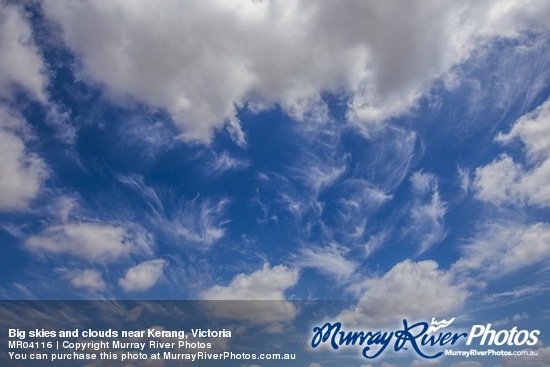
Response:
[[0, 3, 47, 102], [201, 264, 299, 322], [43, 0, 549, 142], [453, 221, 550, 276], [292, 243, 358, 282], [119, 259, 167, 292], [68, 269, 106, 292], [340, 260, 467, 327], [475, 98, 550, 207], [25, 221, 153, 262], [408, 171, 447, 254], [0, 107, 47, 211], [202, 263, 298, 300]]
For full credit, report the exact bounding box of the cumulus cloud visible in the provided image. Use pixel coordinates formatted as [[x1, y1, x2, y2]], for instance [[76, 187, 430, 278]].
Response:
[[119, 259, 167, 292], [474, 98, 550, 207], [291, 149, 348, 195], [42, 0, 549, 143], [25, 221, 153, 262], [68, 269, 106, 291], [0, 107, 47, 211], [201, 264, 299, 322], [202, 263, 298, 300], [0, 3, 47, 102], [339, 260, 467, 327], [453, 221, 550, 276]]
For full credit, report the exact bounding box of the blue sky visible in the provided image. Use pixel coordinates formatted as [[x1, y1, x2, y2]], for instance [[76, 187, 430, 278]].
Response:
[[0, 1, 549, 365]]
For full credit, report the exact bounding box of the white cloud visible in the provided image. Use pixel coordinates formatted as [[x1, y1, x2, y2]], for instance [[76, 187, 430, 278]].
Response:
[[339, 260, 467, 327], [364, 230, 390, 258], [457, 164, 471, 193], [453, 221, 550, 276], [408, 360, 441, 367], [25, 222, 153, 262], [411, 171, 439, 194], [334, 179, 392, 243], [449, 362, 483, 367], [278, 191, 323, 222], [42, 0, 549, 143], [497, 98, 550, 162], [119, 259, 167, 292], [408, 171, 447, 254], [201, 264, 299, 322], [500, 346, 550, 366], [474, 154, 522, 205], [354, 127, 417, 192], [207, 151, 250, 176], [202, 263, 298, 300], [482, 284, 550, 304], [0, 107, 47, 211], [291, 149, 348, 195], [118, 176, 230, 248], [161, 197, 230, 248], [68, 269, 106, 291], [475, 98, 550, 207], [0, 3, 47, 102], [493, 312, 529, 326], [292, 243, 358, 282]]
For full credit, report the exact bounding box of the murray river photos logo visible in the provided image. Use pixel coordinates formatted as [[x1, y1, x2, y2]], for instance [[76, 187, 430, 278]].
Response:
[[310, 317, 540, 360]]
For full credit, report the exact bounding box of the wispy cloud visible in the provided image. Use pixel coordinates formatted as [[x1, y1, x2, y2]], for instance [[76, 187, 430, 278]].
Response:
[[157, 196, 230, 248], [457, 164, 471, 193], [407, 171, 447, 254], [206, 151, 250, 176], [482, 284, 550, 304], [292, 242, 358, 282], [352, 127, 417, 193], [119, 175, 230, 248], [334, 179, 392, 244], [290, 149, 349, 195]]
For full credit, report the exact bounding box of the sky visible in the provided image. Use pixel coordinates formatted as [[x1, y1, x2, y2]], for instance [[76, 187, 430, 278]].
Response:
[[0, 0, 549, 365]]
